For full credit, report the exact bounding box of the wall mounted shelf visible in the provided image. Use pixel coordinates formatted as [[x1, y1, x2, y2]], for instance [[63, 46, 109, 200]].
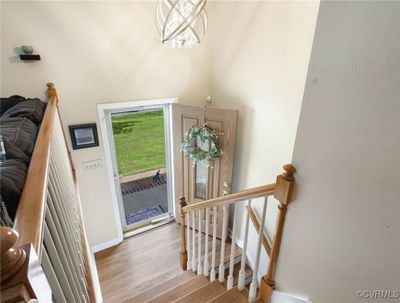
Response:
[[20, 54, 41, 61]]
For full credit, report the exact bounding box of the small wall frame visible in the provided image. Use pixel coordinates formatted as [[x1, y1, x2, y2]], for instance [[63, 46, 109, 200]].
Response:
[[69, 123, 99, 150]]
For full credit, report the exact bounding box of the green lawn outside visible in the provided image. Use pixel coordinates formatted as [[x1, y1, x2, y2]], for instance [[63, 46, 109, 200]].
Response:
[[111, 110, 166, 176]]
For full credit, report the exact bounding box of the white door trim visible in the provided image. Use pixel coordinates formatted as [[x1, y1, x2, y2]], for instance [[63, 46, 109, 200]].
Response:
[[97, 98, 178, 244]]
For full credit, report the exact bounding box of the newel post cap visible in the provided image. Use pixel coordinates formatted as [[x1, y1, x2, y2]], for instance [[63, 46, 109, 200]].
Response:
[[179, 197, 187, 208], [281, 164, 296, 181], [46, 82, 57, 98], [0, 227, 18, 255], [0, 227, 26, 283]]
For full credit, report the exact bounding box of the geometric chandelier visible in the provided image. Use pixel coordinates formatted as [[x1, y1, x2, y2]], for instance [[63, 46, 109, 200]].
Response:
[[155, 0, 208, 49]]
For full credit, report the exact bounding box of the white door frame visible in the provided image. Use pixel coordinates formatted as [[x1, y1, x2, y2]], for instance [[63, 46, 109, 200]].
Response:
[[97, 98, 178, 240]]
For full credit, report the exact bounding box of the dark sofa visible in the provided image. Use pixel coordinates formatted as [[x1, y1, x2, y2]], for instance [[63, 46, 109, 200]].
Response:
[[0, 95, 46, 226]]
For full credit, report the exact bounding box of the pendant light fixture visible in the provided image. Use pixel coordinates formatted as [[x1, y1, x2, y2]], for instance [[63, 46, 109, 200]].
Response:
[[156, 0, 208, 49]]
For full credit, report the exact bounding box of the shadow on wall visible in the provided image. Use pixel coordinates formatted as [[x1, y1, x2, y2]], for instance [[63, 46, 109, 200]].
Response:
[[209, 1, 264, 80]]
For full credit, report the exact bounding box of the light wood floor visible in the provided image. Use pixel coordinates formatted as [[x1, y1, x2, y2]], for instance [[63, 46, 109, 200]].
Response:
[[95, 223, 184, 303]]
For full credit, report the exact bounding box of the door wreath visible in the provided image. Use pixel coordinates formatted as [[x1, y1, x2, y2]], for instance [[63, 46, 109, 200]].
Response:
[[181, 126, 222, 165]]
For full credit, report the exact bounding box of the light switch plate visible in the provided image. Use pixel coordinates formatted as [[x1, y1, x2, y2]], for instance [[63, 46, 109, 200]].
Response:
[[83, 159, 103, 170]]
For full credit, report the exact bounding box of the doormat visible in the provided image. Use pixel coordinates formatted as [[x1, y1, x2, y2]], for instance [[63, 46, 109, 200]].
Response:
[[125, 205, 165, 225], [121, 175, 167, 196]]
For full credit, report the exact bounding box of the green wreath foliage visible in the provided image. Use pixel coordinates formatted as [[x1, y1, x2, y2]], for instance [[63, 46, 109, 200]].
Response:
[[181, 126, 222, 164]]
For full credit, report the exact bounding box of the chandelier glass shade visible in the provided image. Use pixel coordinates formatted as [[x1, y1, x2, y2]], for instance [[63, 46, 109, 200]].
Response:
[[156, 0, 208, 49]]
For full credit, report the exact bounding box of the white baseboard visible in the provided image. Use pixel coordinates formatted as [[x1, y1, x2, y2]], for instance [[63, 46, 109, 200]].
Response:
[[236, 237, 311, 303], [87, 248, 104, 302], [271, 290, 312, 303], [92, 237, 122, 253]]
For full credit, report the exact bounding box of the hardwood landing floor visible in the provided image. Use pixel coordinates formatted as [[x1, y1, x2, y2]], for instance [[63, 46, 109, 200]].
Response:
[[95, 223, 184, 303]]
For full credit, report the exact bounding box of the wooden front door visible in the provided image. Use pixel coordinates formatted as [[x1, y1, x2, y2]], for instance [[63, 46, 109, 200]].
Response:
[[172, 104, 238, 237]]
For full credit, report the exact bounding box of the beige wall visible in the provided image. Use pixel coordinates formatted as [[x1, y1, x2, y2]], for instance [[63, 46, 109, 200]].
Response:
[[0, 1, 209, 246], [279, 1, 400, 302], [1, 0, 319, 257], [206, 0, 319, 278]]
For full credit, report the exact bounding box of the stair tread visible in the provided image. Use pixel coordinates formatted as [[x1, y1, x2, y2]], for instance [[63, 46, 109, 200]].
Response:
[[175, 281, 226, 303], [222, 263, 252, 287], [144, 275, 209, 303], [122, 270, 195, 303], [207, 287, 248, 303]]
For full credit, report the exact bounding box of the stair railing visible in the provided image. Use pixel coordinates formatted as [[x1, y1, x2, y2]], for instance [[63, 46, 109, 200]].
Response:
[[179, 164, 296, 303], [0, 84, 98, 302]]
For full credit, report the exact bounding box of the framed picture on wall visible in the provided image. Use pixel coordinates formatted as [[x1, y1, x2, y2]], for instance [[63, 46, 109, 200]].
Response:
[[69, 123, 99, 150]]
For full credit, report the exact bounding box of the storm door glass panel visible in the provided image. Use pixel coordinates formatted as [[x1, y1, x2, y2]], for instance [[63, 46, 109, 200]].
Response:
[[195, 136, 209, 200], [111, 108, 170, 230]]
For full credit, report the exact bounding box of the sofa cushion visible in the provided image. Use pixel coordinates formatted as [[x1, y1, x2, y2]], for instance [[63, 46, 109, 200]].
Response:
[[0, 95, 27, 116], [1, 98, 46, 125], [0, 159, 27, 220], [0, 117, 38, 156], [0, 135, 30, 163]]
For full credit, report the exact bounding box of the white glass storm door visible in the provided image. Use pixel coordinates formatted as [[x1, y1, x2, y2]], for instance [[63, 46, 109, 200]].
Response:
[[103, 102, 175, 234]]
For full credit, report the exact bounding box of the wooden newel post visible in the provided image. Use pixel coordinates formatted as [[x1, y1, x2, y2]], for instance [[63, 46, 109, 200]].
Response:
[[0, 227, 52, 302], [179, 197, 188, 270], [260, 164, 296, 303], [0, 227, 26, 283]]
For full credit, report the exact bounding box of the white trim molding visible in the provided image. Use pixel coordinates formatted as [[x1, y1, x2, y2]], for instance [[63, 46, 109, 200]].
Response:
[[97, 106, 124, 243], [97, 97, 178, 242], [98, 98, 178, 111], [92, 237, 123, 253]]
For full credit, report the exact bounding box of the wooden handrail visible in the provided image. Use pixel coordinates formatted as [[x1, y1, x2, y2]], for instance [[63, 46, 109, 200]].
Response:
[[182, 183, 275, 213], [3, 83, 99, 302], [247, 206, 272, 256], [14, 84, 58, 255], [49, 83, 97, 302], [177, 164, 295, 303]]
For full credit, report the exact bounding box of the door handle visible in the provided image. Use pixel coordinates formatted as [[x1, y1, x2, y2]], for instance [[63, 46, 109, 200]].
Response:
[[223, 180, 231, 195]]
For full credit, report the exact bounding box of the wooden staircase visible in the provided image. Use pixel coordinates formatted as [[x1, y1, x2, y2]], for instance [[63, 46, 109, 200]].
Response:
[[94, 164, 295, 303], [118, 164, 296, 303], [122, 236, 256, 303]]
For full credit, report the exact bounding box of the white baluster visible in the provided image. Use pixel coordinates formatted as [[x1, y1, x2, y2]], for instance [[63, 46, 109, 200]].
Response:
[[191, 211, 197, 272], [227, 203, 239, 289], [210, 206, 218, 281], [197, 209, 203, 275], [204, 208, 210, 276], [248, 197, 268, 302], [186, 212, 191, 270], [238, 199, 252, 291], [218, 205, 229, 283]]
